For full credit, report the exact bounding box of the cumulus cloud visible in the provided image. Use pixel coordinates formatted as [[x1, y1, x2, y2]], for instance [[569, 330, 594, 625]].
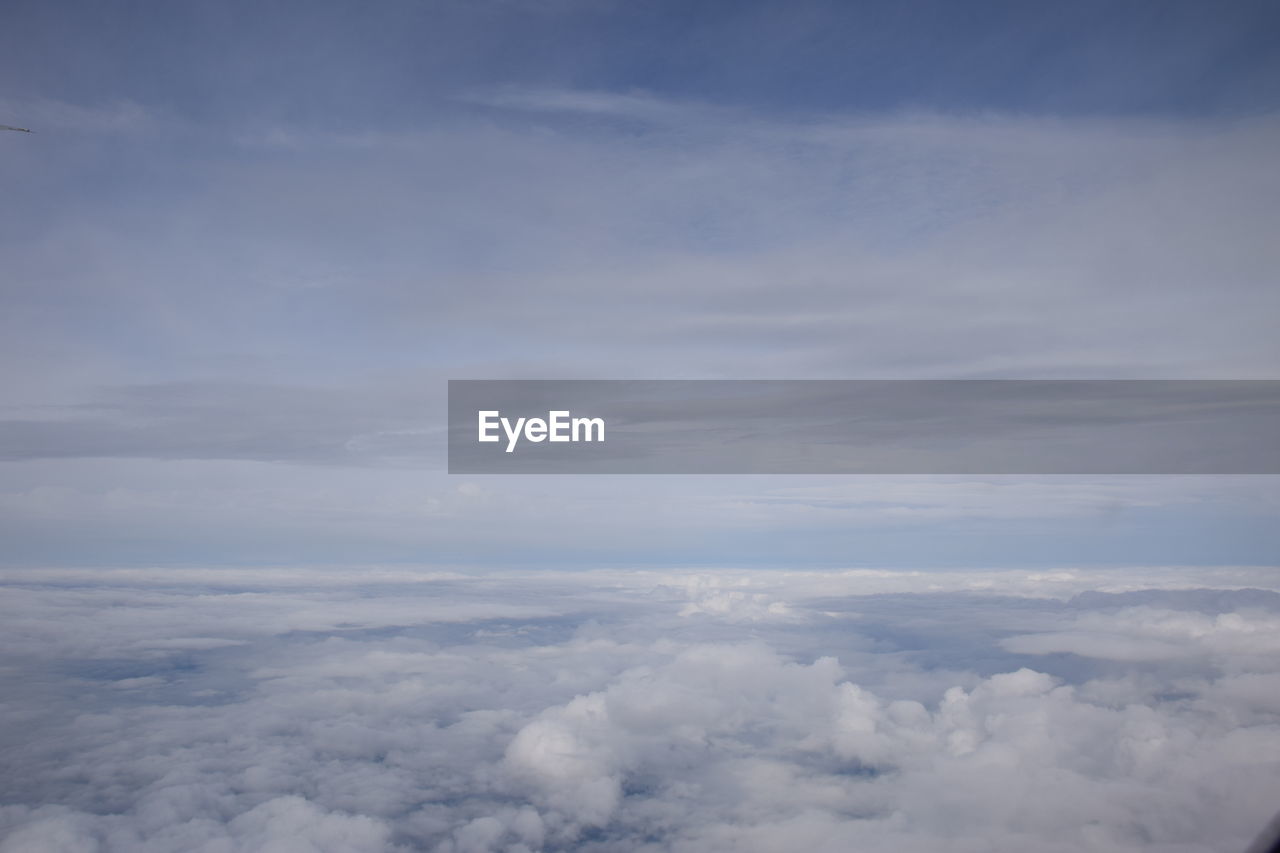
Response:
[[2, 567, 1278, 852]]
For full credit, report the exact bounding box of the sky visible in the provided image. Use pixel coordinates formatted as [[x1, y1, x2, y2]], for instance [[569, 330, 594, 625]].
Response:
[[1, 0, 1279, 568], [2, 1, 1280, 851]]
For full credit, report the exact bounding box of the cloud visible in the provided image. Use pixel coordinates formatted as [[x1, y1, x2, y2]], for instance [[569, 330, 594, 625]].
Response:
[[0, 381, 441, 465], [1002, 599, 1280, 665], [7, 103, 1280, 393], [3, 87, 1279, 565], [3, 96, 1279, 563], [459, 86, 713, 125], [2, 567, 1279, 852], [0, 797, 392, 853]]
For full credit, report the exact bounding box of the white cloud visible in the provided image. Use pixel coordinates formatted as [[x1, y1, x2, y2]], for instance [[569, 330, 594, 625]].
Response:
[[1002, 603, 1280, 666], [2, 567, 1279, 851]]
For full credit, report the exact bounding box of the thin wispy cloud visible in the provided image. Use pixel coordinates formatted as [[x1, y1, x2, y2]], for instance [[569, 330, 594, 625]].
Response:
[[3, 96, 1279, 565]]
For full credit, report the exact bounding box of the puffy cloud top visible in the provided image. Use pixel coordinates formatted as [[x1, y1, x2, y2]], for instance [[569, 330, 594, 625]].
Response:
[[2, 567, 1279, 852]]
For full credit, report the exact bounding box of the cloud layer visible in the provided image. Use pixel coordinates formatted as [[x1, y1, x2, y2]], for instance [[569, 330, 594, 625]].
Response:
[[2, 567, 1278, 852], [3, 94, 1279, 567]]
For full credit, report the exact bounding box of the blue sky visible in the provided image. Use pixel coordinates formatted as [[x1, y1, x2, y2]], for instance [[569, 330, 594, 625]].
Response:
[[5, 0, 1279, 120], [1, 0, 1279, 568]]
